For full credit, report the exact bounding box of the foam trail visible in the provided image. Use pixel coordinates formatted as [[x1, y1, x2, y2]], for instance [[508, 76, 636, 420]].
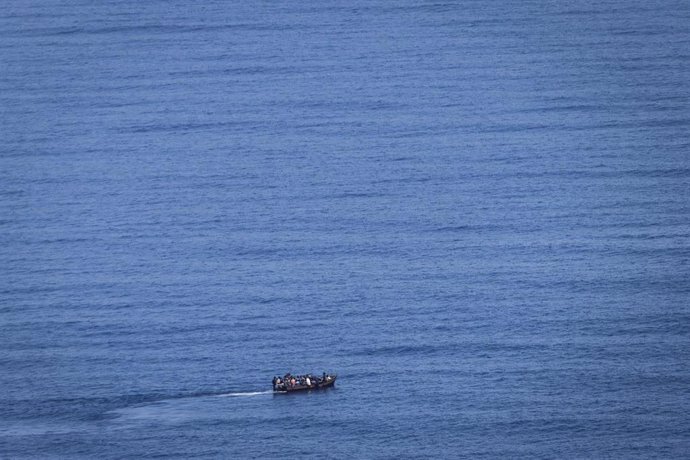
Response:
[[215, 390, 273, 397], [108, 391, 274, 425]]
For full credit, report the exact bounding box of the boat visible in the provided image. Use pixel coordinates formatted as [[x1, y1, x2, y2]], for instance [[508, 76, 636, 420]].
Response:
[[272, 373, 337, 393]]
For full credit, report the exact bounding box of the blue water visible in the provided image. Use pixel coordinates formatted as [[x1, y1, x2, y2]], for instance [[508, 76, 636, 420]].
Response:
[[2, 0, 690, 457]]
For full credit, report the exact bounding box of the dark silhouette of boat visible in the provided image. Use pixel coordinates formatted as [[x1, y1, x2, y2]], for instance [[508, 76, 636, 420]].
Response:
[[273, 373, 337, 393]]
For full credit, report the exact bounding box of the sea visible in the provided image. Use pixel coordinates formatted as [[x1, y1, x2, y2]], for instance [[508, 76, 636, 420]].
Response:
[[1, 0, 689, 458]]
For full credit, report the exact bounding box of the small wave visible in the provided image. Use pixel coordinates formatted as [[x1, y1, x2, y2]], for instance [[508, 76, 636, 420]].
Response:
[[0, 422, 82, 437]]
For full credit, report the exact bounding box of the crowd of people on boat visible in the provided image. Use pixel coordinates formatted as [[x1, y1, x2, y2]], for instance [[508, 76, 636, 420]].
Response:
[[272, 372, 332, 391]]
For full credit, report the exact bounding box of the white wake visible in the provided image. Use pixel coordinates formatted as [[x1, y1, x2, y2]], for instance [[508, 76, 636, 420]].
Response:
[[215, 390, 273, 397]]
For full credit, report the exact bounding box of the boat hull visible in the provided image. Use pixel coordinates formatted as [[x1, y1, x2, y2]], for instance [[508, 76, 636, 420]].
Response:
[[274, 375, 336, 393]]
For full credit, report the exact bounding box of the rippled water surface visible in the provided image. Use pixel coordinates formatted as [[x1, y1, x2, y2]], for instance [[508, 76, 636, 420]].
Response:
[[2, 1, 690, 458]]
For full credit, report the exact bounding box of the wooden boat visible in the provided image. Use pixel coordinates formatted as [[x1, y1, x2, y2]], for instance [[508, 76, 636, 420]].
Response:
[[273, 373, 337, 393]]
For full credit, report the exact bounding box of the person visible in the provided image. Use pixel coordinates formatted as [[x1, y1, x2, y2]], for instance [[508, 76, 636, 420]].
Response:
[[306, 376, 311, 386]]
